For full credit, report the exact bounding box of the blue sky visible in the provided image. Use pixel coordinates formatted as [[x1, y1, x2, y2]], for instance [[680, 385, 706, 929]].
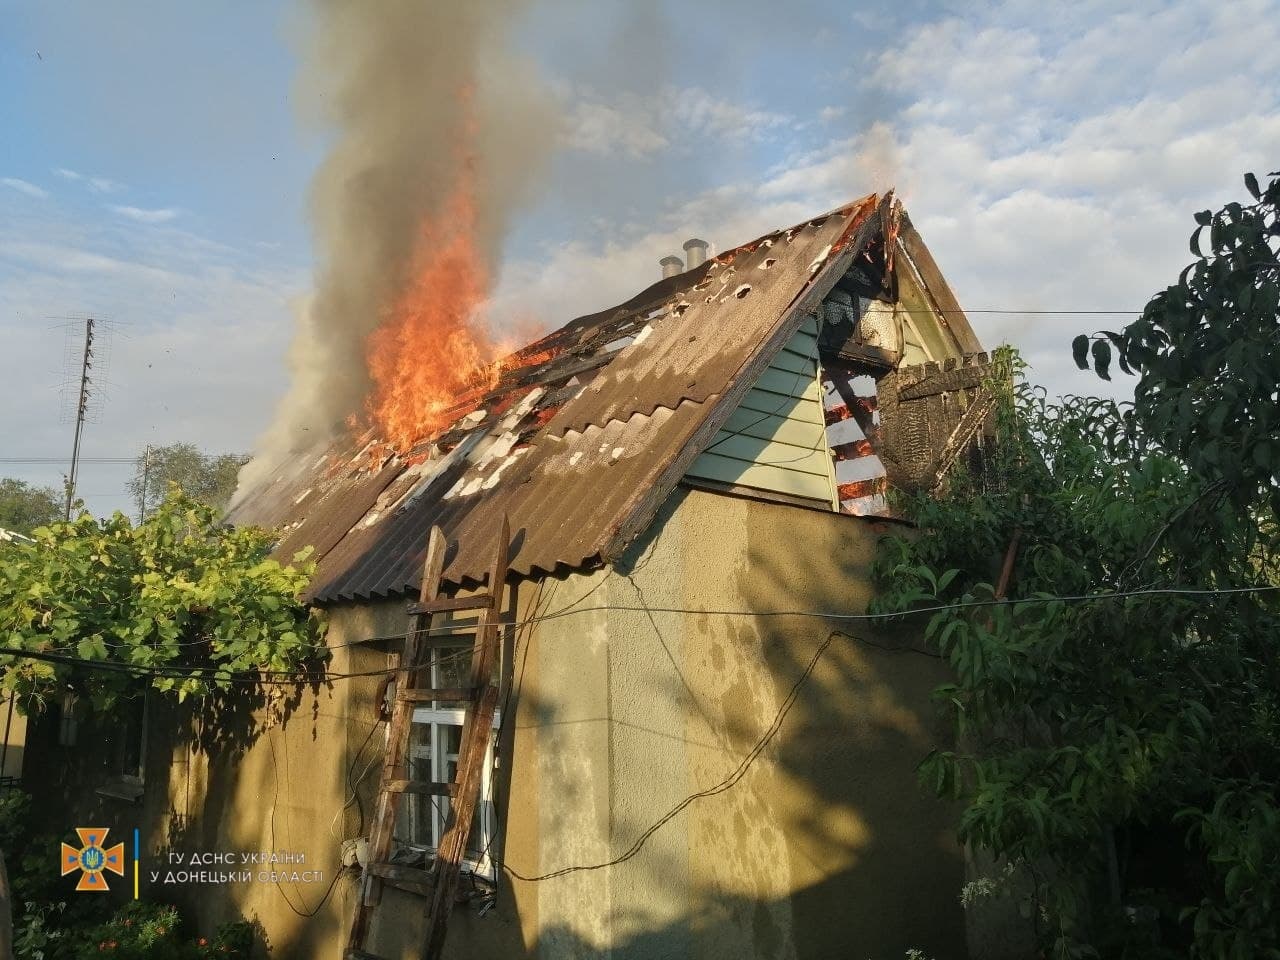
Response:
[[2, 0, 1278, 515]]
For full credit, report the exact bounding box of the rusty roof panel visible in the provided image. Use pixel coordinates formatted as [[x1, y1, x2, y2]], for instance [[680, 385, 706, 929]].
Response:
[[549, 207, 871, 437], [230, 196, 883, 602]]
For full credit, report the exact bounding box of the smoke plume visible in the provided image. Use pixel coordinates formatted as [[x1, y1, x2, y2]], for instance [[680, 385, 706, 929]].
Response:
[[237, 0, 558, 497]]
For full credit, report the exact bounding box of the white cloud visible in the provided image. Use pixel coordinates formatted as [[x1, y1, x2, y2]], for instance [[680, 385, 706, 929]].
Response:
[[2, 178, 49, 199], [55, 168, 123, 193], [563, 85, 792, 158], [504, 0, 1280, 407], [110, 205, 180, 224], [0, 205, 305, 518], [565, 98, 669, 158], [669, 87, 790, 142]]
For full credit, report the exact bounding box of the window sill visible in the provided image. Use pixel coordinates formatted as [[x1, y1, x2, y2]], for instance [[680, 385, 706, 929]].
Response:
[[95, 777, 144, 802], [391, 842, 495, 883]]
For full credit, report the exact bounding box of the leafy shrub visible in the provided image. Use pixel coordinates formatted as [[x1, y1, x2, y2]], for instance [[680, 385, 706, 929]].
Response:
[[69, 902, 255, 960]]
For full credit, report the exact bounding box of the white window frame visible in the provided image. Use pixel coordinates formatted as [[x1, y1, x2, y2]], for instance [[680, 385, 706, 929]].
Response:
[[400, 643, 500, 881]]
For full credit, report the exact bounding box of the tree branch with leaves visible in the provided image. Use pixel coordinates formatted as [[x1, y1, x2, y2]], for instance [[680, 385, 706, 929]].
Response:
[[0, 491, 323, 712], [878, 173, 1280, 959]]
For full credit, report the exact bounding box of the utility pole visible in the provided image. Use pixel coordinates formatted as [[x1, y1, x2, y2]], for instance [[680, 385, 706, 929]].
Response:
[[137, 444, 153, 523], [63, 317, 95, 520]]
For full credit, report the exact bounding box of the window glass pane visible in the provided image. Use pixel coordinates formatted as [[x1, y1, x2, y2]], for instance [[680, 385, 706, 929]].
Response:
[[433, 644, 471, 691], [442, 724, 461, 783], [404, 723, 433, 845], [121, 695, 145, 778], [466, 805, 486, 859]]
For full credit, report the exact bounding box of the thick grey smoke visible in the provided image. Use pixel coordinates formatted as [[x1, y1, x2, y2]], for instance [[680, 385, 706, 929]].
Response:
[[237, 0, 559, 498]]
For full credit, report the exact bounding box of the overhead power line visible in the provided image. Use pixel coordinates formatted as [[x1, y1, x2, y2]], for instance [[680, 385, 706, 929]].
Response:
[[0, 458, 135, 464], [0, 583, 1275, 687]]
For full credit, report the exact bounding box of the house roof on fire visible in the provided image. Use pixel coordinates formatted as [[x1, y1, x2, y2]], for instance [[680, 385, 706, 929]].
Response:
[[227, 192, 982, 603]]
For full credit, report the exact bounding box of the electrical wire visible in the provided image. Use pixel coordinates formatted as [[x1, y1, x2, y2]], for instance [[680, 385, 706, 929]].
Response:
[[502, 628, 847, 882], [0, 457, 136, 464], [329, 718, 387, 842], [4, 584, 1276, 686], [266, 725, 347, 918]]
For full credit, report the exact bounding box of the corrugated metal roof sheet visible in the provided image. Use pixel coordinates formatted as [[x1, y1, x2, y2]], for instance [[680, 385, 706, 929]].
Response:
[[228, 194, 885, 602]]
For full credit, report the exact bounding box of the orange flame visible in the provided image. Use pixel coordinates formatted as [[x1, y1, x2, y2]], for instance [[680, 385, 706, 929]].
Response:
[[365, 164, 500, 452]]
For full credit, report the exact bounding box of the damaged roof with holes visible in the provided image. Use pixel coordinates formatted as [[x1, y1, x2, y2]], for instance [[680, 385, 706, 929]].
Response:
[[229, 193, 897, 602]]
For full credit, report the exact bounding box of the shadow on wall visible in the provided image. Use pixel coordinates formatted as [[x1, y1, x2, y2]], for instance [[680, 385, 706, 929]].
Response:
[[264, 490, 966, 960], [617, 488, 965, 959], [453, 489, 968, 960], [525, 884, 955, 960], [735, 498, 966, 959]]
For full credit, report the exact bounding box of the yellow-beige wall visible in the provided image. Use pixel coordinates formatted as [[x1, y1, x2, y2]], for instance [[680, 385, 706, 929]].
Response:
[[31, 484, 965, 959], [369, 485, 965, 959]]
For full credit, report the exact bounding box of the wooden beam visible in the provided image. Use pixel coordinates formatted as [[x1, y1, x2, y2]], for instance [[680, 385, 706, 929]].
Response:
[[926, 392, 998, 489], [422, 516, 510, 960], [366, 861, 436, 898], [406, 594, 492, 616], [897, 212, 983, 354], [344, 526, 447, 956], [898, 360, 989, 400], [385, 780, 457, 798], [397, 687, 477, 704]]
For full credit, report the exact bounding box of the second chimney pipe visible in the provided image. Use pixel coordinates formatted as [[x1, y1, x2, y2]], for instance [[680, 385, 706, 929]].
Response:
[[660, 255, 684, 280], [683, 238, 709, 270]]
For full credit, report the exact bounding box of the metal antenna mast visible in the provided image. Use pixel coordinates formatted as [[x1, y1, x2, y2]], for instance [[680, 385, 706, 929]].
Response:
[[64, 317, 95, 520]]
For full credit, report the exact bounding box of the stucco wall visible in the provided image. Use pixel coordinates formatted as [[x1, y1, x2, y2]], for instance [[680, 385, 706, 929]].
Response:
[[479, 485, 966, 960], [26, 483, 964, 959]]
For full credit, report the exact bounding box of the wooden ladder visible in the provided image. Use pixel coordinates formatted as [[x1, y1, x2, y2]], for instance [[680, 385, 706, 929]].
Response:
[[345, 516, 510, 960]]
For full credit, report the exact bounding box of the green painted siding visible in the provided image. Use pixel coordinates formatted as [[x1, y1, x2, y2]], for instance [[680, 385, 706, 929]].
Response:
[[685, 318, 835, 504]]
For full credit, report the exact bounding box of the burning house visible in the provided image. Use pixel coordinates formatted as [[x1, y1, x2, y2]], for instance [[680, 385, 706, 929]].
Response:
[[33, 192, 998, 959]]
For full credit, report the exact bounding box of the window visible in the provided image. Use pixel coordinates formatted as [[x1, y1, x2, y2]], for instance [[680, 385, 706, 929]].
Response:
[[95, 690, 147, 802], [58, 691, 78, 746], [394, 642, 499, 879], [117, 691, 147, 782]]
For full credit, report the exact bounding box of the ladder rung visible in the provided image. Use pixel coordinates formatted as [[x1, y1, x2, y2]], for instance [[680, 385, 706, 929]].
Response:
[[385, 779, 456, 797], [398, 687, 475, 703], [407, 594, 492, 616], [367, 861, 436, 896]]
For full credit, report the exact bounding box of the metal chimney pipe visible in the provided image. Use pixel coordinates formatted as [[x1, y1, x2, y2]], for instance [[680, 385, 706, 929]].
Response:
[[659, 255, 684, 280], [683, 238, 709, 270]]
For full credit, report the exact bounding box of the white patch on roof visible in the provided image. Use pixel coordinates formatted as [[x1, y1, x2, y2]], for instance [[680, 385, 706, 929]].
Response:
[[481, 449, 525, 490], [632, 324, 654, 345], [603, 335, 636, 352], [477, 432, 518, 469], [808, 244, 832, 276]]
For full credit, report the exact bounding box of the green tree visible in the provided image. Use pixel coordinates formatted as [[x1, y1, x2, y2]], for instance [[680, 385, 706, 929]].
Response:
[[877, 173, 1280, 959], [0, 490, 323, 710], [0, 479, 62, 536], [128, 444, 248, 520]]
